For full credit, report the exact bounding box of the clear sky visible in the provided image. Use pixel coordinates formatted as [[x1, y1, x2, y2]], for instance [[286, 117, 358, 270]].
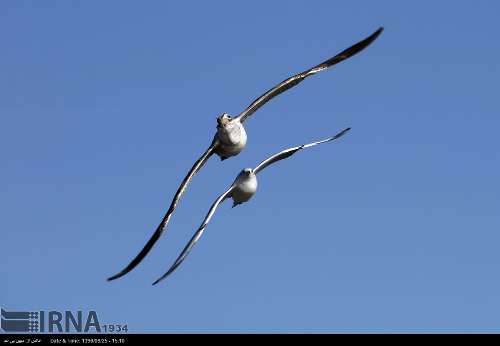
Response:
[[2, 0, 500, 333]]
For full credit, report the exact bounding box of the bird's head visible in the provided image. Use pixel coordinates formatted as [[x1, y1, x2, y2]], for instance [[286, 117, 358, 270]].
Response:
[[242, 168, 253, 175], [216, 113, 232, 127]]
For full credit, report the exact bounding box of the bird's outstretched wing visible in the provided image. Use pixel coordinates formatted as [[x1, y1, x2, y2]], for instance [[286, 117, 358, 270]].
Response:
[[152, 186, 235, 285], [236, 27, 383, 123], [107, 141, 218, 282], [253, 127, 351, 174]]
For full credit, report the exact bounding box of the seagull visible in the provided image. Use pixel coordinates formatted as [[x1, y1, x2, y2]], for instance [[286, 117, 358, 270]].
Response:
[[152, 127, 351, 285], [107, 27, 383, 282]]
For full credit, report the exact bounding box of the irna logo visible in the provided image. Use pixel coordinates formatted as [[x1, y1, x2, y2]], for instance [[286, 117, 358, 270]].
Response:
[[1, 308, 109, 333]]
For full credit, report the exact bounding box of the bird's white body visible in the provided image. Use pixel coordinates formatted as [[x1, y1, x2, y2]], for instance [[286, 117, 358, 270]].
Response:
[[214, 117, 247, 160], [231, 169, 258, 205]]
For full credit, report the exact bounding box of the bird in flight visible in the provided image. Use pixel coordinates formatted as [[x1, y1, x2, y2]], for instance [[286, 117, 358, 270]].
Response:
[[152, 127, 351, 285], [108, 27, 383, 282]]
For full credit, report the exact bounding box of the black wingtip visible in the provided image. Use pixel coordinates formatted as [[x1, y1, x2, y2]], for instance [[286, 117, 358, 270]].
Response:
[[333, 127, 351, 139], [325, 26, 384, 68], [152, 270, 173, 286], [372, 27, 384, 41], [106, 272, 123, 282], [106, 264, 136, 281], [152, 274, 164, 286], [360, 27, 384, 48]]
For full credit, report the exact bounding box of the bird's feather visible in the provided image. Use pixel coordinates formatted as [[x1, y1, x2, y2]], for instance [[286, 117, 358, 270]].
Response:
[[236, 27, 383, 123], [152, 186, 235, 285], [107, 141, 218, 281]]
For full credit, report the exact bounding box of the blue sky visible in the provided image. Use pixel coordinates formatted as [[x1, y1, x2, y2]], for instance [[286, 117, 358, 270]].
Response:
[[1, 0, 500, 333]]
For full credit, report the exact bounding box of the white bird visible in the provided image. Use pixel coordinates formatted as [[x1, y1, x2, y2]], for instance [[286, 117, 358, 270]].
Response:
[[152, 127, 351, 285], [108, 27, 383, 282]]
